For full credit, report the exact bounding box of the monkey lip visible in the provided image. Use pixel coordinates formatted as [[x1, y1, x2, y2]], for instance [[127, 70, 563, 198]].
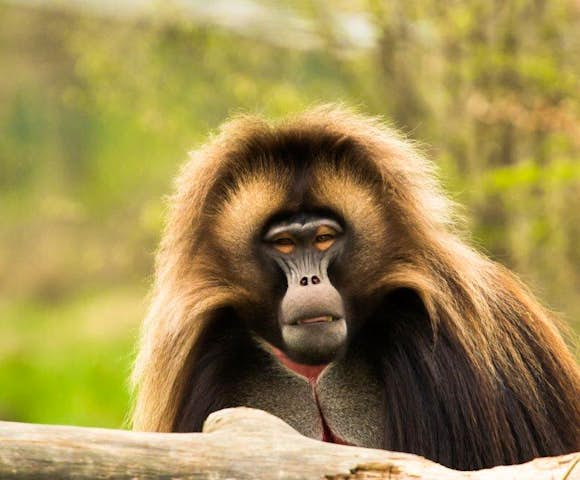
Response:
[[295, 315, 337, 325], [281, 318, 347, 365]]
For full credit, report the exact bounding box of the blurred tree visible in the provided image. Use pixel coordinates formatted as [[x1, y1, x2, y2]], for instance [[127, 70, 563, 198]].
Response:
[[0, 0, 578, 427]]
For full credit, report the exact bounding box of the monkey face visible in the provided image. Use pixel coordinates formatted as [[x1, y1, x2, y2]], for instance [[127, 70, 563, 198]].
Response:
[[261, 213, 348, 365], [210, 159, 386, 369]]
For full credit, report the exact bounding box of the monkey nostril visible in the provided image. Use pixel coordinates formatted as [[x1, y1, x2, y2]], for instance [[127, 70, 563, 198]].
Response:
[[300, 277, 309, 286], [311, 275, 320, 284]]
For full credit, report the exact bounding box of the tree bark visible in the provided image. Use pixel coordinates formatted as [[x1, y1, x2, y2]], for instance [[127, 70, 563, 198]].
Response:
[[0, 407, 578, 479]]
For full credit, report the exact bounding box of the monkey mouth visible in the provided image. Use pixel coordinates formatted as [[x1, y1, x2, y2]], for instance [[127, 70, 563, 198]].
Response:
[[295, 315, 337, 325], [281, 317, 347, 365]]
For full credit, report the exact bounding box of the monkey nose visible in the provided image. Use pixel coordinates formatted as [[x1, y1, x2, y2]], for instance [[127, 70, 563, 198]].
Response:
[[299, 275, 321, 286]]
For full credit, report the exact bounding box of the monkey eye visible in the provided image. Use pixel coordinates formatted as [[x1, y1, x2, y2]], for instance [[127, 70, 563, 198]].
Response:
[[272, 236, 295, 254], [314, 226, 337, 251]]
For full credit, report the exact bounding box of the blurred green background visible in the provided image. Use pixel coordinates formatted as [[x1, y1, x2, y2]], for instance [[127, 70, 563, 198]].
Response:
[[0, 0, 579, 429]]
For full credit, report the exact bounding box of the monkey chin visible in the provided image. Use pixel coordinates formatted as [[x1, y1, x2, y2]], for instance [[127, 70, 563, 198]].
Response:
[[279, 317, 347, 367]]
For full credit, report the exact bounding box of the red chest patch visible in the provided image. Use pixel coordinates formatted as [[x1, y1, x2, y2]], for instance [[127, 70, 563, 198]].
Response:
[[270, 346, 349, 445]]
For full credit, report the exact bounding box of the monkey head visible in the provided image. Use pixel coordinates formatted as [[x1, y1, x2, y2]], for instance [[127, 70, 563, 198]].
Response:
[[205, 136, 390, 371], [208, 157, 388, 370]]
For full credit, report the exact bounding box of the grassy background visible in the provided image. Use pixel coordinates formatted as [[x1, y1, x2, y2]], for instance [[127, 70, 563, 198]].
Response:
[[0, 0, 579, 428]]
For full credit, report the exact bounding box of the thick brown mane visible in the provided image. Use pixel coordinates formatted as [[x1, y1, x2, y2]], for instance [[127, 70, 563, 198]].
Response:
[[131, 105, 579, 468]]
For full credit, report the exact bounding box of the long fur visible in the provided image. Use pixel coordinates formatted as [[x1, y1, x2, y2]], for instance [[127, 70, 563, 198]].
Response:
[[131, 105, 580, 470]]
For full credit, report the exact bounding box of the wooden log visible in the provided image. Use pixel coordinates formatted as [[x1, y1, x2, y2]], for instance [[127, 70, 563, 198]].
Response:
[[0, 407, 578, 479]]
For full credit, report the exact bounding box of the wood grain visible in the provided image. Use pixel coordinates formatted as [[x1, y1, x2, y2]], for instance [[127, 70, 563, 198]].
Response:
[[0, 407, 577, 479]]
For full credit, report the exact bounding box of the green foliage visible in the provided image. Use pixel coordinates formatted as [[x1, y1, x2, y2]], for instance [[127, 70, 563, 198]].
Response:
[[0, 0, 578, 427], [0, 286, 143, 427]]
